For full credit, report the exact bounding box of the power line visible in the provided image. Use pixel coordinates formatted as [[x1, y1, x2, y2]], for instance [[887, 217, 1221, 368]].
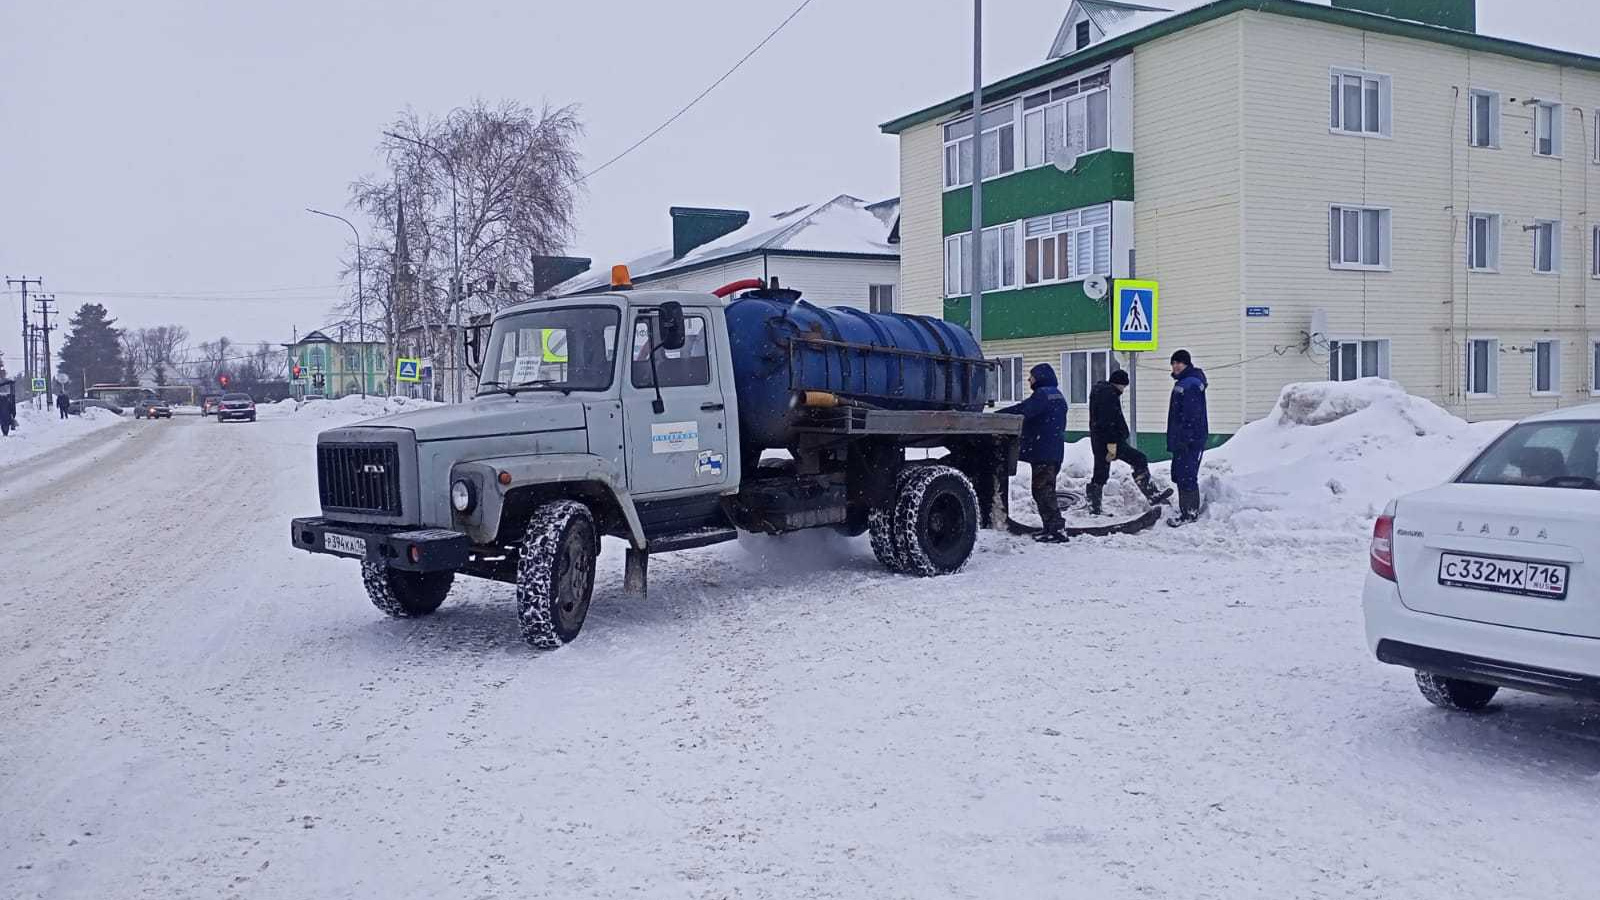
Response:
[[48, 283, 343, 298], [578, 0, 817, 183]]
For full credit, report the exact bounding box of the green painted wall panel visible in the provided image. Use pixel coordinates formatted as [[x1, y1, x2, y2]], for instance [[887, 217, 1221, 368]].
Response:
[[942, 152, 1134, 236], [943, 282, 1109, 340]]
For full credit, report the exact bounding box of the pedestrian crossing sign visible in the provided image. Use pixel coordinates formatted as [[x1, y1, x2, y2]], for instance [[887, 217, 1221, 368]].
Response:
[[395, 357, 422, 383], [1112, 280, 1159, 352], [31, 377, 46, 392]]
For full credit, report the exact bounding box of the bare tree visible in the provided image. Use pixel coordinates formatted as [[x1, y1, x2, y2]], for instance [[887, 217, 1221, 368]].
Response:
[[345, 99, 584, 356], [191, 337, 235, 388], [141, 325, 189, 385], [120, 330, 148, 384], [234, 342, 284, 391]]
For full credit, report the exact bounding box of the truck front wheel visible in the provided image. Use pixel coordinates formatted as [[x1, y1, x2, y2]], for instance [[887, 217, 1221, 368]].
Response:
[[361, 562, 454, 617], [515, 500, 599, 650], [894, 465, 979, 577]]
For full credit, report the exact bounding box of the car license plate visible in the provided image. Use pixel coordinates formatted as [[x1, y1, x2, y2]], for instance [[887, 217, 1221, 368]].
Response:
[[323, 532, 368, 557], [1438, 552, 1568, 600]]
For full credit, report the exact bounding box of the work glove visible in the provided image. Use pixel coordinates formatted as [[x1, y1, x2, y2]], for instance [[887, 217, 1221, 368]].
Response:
[[1106, 443, 1118, 461]]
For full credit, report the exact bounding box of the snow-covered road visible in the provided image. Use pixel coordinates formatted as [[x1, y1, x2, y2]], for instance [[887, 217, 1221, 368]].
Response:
[[3, 407, 1598, 899]]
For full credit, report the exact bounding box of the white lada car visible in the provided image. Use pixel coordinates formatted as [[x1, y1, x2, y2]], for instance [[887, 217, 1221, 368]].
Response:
[[1365, 405, 1600, 711]]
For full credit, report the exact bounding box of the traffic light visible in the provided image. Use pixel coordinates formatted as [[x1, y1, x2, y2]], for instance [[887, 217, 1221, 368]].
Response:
[[219, 373, 230, 387], [292, 363, 302, 378]]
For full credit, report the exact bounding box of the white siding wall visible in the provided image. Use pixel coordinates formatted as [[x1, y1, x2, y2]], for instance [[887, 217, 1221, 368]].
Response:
[[764, 256, 900, 311], [898, 120, 946, 319], [1237, 11, 1600, 423], [636, 259, 767, 294], [1131, 14, 1245, 434]]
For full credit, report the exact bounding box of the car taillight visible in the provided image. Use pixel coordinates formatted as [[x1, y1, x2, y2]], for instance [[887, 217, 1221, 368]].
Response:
[[1370, 514, 1397, 582]]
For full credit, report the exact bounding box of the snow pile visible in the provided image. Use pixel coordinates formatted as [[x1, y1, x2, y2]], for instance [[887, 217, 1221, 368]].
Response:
[[1013, 379, 1511, 543], [0, 405, 125, 468], [258, 394, 440, 422]]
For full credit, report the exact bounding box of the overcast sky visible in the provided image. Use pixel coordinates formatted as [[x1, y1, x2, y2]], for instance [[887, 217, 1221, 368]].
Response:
[[0, 0, 1592, 367]]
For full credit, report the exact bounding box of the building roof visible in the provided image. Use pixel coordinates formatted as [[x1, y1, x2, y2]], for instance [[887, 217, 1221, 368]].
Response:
[[557, 194, 899, 295], [881, 0, 1600, 135], [1049, 1, 1177, 59]]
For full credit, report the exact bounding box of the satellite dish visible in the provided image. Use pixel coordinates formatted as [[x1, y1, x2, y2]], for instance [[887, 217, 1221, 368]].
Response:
[[1051, 147, 1080, 173], [1083, 275, 1109, 301]]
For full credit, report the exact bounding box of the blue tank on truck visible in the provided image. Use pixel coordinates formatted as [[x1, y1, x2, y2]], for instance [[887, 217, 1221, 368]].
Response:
[[723, 286, 989, 450]]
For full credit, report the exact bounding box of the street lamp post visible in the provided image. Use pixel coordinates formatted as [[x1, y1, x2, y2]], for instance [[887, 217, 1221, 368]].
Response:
[[383, 129, 462, 403], [307, 208, 365, 398]]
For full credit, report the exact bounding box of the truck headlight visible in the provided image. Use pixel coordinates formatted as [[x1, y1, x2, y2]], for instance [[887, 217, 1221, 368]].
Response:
[[450, 479, 477, 513]]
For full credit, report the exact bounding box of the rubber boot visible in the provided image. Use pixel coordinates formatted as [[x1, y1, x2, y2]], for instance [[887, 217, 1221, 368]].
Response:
[[1166, 489, 1201, 527], [1085, 482, 1104, 516], [1134, 472, 1173, 506]]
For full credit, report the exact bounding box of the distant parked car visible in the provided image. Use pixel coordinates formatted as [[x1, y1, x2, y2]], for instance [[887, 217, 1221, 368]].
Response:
[[133, 398, 172, 419], [201, 394, 224, 415], [69, 398, 124, 416], [216, 392, 257, 423], [1365, 404, 1600, 711]]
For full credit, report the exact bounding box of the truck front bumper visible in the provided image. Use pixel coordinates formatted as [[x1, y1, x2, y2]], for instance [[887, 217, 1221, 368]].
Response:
[[290, 516, 470, 572]]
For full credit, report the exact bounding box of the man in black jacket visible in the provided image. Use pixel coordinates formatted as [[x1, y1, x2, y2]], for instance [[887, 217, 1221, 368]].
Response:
[[1086, 369, 1171, 515]]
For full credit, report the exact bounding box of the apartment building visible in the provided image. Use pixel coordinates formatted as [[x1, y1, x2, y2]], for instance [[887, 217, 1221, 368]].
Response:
[[882, 0, 1600, 451]]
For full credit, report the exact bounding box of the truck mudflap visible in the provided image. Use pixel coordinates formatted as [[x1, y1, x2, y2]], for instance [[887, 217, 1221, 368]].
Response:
[[290, 516, 469, 572]]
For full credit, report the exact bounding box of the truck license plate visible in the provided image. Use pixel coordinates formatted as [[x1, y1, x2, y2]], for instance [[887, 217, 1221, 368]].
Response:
[[1438, 552, 1568, 600], [323, 532, 368, 557]]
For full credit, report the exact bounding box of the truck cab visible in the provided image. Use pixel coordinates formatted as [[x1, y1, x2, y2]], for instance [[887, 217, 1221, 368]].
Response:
[[291, 280, 1019, 650]]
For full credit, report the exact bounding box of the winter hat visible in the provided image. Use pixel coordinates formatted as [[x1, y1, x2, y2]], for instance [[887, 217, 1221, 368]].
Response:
[[1028, 363, 1059, 388], [1170, 349, 1192, 366], [1109, 369, 1130, 386]]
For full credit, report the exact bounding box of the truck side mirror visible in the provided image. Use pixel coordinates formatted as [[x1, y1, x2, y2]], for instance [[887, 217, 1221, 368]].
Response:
[[657, 301, 686, 352], [465, 324, 484, 368]]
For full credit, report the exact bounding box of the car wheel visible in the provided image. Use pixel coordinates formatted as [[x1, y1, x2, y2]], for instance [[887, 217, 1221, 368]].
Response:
[[361, 562, 453, 617], [1415, 671, 1499, 711], [515, 500, 599, 649]]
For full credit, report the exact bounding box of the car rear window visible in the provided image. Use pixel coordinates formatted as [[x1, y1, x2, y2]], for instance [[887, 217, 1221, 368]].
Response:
[[223, 393, 252, 401], [1457, 421, 1600, 489]]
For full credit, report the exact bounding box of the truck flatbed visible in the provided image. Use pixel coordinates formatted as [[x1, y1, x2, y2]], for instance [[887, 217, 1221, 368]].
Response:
[[789, 405, 1022, 438]]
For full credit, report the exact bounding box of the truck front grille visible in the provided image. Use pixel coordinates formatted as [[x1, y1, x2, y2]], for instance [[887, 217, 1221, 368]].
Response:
[[318, 442, 403, 516]]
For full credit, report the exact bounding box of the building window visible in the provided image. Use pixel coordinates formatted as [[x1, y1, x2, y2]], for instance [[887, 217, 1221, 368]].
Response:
[[1532, 339, 1560, 395], [1467, 212, 1500, 271], [1466, 338, 1498, 396], [1329, 69, 1391, 137], [868, 284, 895, 314], [1060, 348, 1120, 406], [943, 225, 1017, 296], [1329, 205, 1390, 270], [1327, 339, 1390, 381], [988, 355, 1026, 404], [1075, 20, 1091, 50], [1469, 89, 1499, 148], [1592, 225, 1599, 277], [1533, 102, 1562, 157], [1022, 72, 1110, 168], [944, 106, 1016, 188], [1023, 205, 1111, 286], [1533, 220, 1560, 274], [1592, 340, 1600, 394]]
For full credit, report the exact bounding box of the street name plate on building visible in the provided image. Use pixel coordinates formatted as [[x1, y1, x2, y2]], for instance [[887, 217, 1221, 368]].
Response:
[[1246, 306, 1271, 318], [1112, 280, 1159, 352]]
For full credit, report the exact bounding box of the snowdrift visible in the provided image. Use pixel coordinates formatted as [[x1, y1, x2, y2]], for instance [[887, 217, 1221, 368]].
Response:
[[259, 394, 441, 422], [1014, 379, 1512, 541], [0, 405, 124, 467]]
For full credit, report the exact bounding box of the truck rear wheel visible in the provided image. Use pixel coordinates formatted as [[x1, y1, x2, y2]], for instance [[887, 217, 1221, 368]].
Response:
[[868, 467, 919, 573], [516, 500, 599, 650], [361, 562, 454, 618], [894, 464, 979, 577]]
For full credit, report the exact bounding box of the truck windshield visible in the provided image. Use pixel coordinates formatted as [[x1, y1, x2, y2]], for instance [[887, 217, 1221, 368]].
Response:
[[1457, 421, 1600, 489], [479, 305, 620, 394]]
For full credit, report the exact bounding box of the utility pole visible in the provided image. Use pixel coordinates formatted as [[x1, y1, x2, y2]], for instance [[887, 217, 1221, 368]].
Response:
[[968, 0, 985, 349], [7, 276, 42, 388], [35, 293, 57, 395]]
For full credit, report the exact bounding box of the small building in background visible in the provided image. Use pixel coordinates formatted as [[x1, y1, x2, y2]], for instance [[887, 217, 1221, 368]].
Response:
[[284, 330, 390, 398], [553, 195, 900, 312]]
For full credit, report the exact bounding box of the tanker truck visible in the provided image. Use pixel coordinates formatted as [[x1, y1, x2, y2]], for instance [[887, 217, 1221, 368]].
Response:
[[289, 273, 1023, 649]]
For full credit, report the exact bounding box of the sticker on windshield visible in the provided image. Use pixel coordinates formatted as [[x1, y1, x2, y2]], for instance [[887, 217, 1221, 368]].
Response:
[[652, 421, 699, 454], [697, 450, 723, 475], [511, 355, 542, 384]]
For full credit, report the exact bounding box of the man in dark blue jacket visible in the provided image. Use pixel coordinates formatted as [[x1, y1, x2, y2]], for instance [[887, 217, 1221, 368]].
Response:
[[1166, 349, 1208, 526], [999, 363, 1069, 542]]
